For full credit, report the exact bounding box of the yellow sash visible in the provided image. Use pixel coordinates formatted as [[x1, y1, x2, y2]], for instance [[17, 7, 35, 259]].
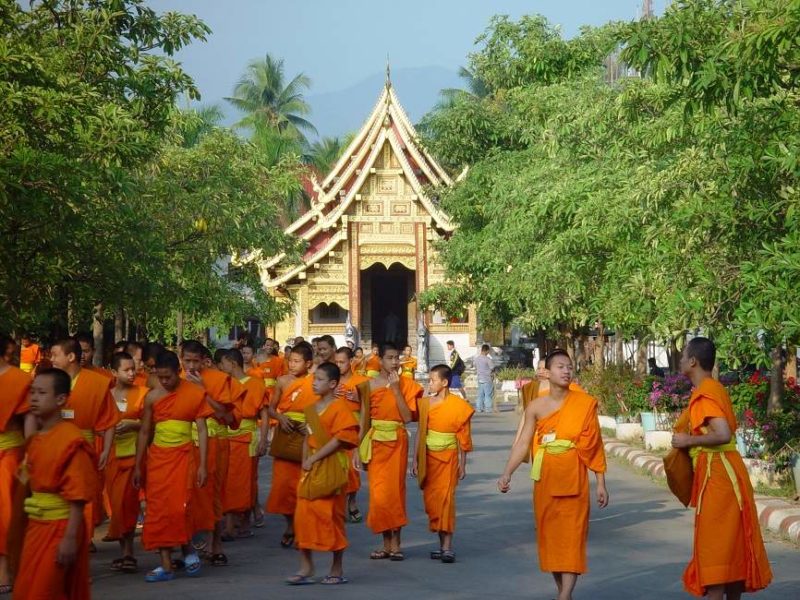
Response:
[[193, 418, 228, 443], [366, 370, 380, 378], [154, 420, 193, 448], [265, 378, 277, 387], [426, 429, 458, 451], [80, 429, 95, 444], [690, 440, 741, 513], [20, 362, 34, 373], [0, 430, 24, 450], [531, 439, 576, 481], [114, 430, 137, 458], [284, 411, 307, 423], [358, 420, 404, 464], [228, 418, 260, 457], [24, 491, 71, 520]]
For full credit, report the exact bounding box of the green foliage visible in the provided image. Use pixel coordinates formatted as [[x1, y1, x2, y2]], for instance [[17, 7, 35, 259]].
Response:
[[581, 365, 656, 417], [495, 367, 537, 381]]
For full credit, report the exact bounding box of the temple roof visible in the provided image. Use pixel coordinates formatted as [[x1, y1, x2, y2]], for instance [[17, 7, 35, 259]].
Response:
[[261, 80, 456, 287]]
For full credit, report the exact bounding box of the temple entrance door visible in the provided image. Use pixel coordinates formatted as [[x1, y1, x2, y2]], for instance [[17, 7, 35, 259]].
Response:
[[360, 263, 415, 347]]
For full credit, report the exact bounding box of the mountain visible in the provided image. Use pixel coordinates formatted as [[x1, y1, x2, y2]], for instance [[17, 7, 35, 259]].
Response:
[[306, 65, 462, 140]]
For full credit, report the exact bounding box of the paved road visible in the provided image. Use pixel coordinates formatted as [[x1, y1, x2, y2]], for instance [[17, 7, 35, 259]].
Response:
[[91, 411, 800, 599]]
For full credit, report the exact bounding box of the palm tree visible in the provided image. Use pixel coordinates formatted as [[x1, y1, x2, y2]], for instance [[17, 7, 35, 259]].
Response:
[[306, 134, 354, 175], [226, 54, 317, 144], [181, 104, 224, 148], [435, 66, 491, 110]]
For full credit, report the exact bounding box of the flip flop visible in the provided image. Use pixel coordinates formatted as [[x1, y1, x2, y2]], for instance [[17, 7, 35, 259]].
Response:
[[184, 554, 201, 577], [110, 557, 125, 571], [144, 567, 174, 583], [121, 556, 138, 574], [369, 549, 391, 560], [347, 507, 363, 523], [286, 574, 316, 586], [253, 516, 265, 528], [280, 533, 294, 548], [441, 550, 456, 563], [389, 551, 405, 561], [430, 548, 443, 560], [211, 553, 228, 566], [320, 575, 348, 585]]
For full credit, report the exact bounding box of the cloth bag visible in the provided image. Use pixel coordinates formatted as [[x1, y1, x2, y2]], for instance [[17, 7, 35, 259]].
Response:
[[663, 409, 693, 507], [297, 405, 348, 500]]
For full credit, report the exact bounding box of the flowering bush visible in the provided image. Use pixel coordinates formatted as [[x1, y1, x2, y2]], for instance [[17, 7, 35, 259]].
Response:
[[649, 373, 692, 412], [581, 365, 656, 419]]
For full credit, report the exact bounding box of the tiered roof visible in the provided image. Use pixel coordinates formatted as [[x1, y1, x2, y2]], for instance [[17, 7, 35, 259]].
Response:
[[261, 78, 455, 287]]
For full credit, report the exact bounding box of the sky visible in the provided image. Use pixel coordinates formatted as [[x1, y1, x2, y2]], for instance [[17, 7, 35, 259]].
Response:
[[148, 0, 669, 136]]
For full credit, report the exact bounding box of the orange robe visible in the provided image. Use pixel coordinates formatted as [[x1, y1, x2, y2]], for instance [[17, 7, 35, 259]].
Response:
[[84, 365, 113, 380], [266, 375, 318, 516], [133, 371, 148, 388], [418, 394, 473, 533], [683, 378, 772, 596], [364, 377, 422, 534], [14, 421, 96, 600], [365, 355, 381, 377], [142, 380, 211, 550], [400, 356, 418, 378], [537, 381, 585, 398], [66, 368, 121, 539], [340, 374, 370, 495], [294, 399, 359, 551], [351, 357, 366, 377], [531, 390, 605, 574], [223, 376, 266, 513], [190, 370, 244, 533], [105, 386, 147, 540], [0, 366, 30, 556], [19, 344, 40, 374]]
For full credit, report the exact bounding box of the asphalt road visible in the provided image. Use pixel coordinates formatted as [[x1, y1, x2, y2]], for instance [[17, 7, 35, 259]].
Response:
[[90, 410, 800, 599]]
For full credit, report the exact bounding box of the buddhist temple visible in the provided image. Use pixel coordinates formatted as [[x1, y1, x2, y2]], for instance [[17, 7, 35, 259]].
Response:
[[258, 76, 476, 364]]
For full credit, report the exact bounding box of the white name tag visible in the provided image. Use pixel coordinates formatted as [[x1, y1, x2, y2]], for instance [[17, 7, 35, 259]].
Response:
[[116, 401, 128, 413], [61, 409, 75, 420], [542, 432, 556, 444]]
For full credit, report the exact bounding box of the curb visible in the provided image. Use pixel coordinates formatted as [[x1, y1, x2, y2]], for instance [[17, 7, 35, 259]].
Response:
[[603, 438, 800, 545]]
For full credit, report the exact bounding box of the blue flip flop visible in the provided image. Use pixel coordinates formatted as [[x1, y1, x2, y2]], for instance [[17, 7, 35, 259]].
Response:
[[145, 567, 175, 583], [184, 554, 201, 577], [320, 575, 349, 585], [286, 574, 316, 585]]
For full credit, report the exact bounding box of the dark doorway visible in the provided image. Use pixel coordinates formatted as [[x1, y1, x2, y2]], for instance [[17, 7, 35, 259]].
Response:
[[360, 263, 414, 347]]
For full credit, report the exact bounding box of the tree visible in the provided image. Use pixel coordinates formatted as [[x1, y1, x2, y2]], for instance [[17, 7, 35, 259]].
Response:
[[306, 135, 352, 175], [226, 54, 317, 144]]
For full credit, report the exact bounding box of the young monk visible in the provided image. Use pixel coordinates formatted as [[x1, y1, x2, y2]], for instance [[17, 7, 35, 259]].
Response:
[[14, 369, 97, 600], [399, 345, 417, 379], [106, 352, 147, 574], [181, 340, 243, 566], [412, 364, 473, 563], [75, 332, 111, 378], [351, 347, 366, 376], [671, 337, 772, 599], [50, 338, 120, 547], [333, 347, 370, 523], [220, 349, 267, 540], [0, 336, 32, 594], [288, 362, 359, 586], [359, 342, 423, 561], [365, 343, 381, 378], [18, 335, 40, 375], [134, 350, 211, 582], [122, 342, 147, 387], [264, 343, 318, 548], [498, 349, 608, 600], [314, 335, 336, 369]]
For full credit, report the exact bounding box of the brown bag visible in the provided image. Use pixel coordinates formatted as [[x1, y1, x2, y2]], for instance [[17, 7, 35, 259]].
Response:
[[297, 405, 348, 500], [663, 409, 693, 507], [269, 422, 304, 463], [416, 397, 430, 488]]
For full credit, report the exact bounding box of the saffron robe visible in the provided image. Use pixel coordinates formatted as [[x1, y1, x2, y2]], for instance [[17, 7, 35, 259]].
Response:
[[190, 369, 244, 532], [142, 380, 211, 550], [399, 356, 418, 378], [417, 394, 473, 533], [340, 373, 370, 495], [364, 377, 422, 534], [19, 344, 40, 374], [105, 386, 147, 540], [223, 376, 266, 513], [14, 421, 96, 600], [0, 366, 30, 556], [365, 355, 381, 377], [266, 375, 318, 516], [294, 399, 359, 551], [351, 357, 367, 377], [531, 390, 605, 574], [683, 378, 772, 596]]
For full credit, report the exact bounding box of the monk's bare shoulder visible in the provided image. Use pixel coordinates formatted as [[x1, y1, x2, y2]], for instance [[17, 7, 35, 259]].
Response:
[[144, 387, 168, 406], [276, 373, 295, 386]]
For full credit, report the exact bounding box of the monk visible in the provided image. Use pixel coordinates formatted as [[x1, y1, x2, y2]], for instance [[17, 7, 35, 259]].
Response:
[[14, 368, 97, 600], [134, 350, 211, 582], [122, 342, 147, 388], [18, 335, 40, 375], [498, 349, 608, 600], [50, 337, 120, 547], [365, 343, 381, 378], [182, 340, 243, 566], [333, 347, 370, 523], [399, 345, 417, 379], [220, 349, 267, 540], [289, 363, 359, 586], [313, 335, 336, 371], [75, 332, 111, 378], [671, 337, 772, 599], [0, 336, 32, 594], [359, 342, 423, 561], [351, 347, 366, 376], [264, 343, 318, 548], [106, 352, 147, 573], [240, 343, 262, 379], [412, 364, 473, 563]]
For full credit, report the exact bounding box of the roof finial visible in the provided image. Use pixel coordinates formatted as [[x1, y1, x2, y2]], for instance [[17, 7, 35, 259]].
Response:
[[385, 54, 391, 88]]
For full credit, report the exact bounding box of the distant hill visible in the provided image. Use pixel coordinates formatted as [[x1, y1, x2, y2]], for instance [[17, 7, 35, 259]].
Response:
[[306, 65, 462, 140]]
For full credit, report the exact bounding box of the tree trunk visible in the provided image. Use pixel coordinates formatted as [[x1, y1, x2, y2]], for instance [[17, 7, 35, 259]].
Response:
[[615, 335, 624, 365], [636, 336, 648, 376], [768, 346, 783, 412], [786, 344, 797, 381], [593, 321, 606, 370], [92, 302, 104, 367], [67, 296, 77, 336], [114, 307, 125, 342], [176, 310, 185, 346]]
